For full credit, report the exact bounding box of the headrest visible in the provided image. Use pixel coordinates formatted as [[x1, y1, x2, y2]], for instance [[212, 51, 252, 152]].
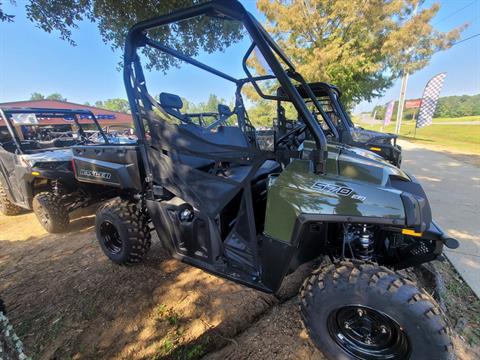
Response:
[[218, 104, 232, 117], [159, 92, 183, 109]]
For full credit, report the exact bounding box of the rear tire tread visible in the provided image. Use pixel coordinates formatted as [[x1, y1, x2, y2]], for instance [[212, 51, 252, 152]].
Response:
[[32, 192, 69, 233], [96, 198, 151, 265], [0, 184, 23, 216]]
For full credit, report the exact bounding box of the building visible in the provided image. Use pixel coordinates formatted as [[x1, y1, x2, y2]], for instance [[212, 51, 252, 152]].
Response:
[[0, 99, 133, 127]]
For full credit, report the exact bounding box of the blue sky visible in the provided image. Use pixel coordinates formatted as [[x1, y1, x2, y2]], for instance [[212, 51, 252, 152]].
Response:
[[0, 0, 479, 114]]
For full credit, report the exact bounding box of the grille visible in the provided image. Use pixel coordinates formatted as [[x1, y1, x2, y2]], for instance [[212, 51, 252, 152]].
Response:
[[410, 242, 430, 256]]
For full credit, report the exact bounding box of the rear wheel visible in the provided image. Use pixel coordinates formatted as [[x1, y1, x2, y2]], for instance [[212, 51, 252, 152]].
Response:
[[0, 184, 23, 216], [95, 198, 151, 264], [32, 192, 69, 233], [300, 261, 453, 360]]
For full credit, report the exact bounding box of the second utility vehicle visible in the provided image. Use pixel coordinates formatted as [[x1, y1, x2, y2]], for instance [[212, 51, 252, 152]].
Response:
[[73, 1, 457, 359], [277, 82, 402, 166], [0, 108, 117, 232]]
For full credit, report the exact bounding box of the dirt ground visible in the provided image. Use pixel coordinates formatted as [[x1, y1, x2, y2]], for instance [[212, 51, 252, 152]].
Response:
[[0, 209, 479, 359]]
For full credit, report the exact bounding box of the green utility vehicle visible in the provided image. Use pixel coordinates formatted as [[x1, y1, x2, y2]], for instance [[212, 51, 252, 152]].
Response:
[[72, 1, 458, 358]]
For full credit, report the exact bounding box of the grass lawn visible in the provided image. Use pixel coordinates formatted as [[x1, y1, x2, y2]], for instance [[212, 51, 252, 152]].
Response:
[[432, 115, 480, 123], [358, 117, 480, 155]]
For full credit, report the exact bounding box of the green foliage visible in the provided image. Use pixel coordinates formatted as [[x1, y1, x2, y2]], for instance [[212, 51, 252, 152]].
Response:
[[185, 344, 205, 359], [434, 94, 480, 118], [30, 92, 45, 100], [2, 0, 244, 71], [0, 1, 14, 22], [29, 92, 67, 101], [257, 0, 463, 107], [372, 101, 416, 121], [94, 98, 131, 113], [159, 339, 174, 354], [183, 94, 228, 114], [46, 92, 67, 101], [247, 98, 277, 128], [373, 94, 480, 120]]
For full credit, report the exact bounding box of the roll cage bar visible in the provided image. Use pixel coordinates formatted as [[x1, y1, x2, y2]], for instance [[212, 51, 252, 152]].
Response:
[[276, 82, 341, 139], [305, 82, 355, 129], [123, 0, 329, 173], [0, 107, 109, 154]]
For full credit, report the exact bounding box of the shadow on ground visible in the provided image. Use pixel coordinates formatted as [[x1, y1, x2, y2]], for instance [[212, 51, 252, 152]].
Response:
[[0, 211, 313, 359]]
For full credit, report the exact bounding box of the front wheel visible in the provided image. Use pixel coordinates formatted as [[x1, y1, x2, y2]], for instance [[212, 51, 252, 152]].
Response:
[[32, 192, 69, 233], [300, 261, 453, 360], [95, 198, 151, 265]]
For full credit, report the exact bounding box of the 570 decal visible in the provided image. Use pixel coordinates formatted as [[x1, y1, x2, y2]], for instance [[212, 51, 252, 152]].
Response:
[[311, 181, 366, 202]]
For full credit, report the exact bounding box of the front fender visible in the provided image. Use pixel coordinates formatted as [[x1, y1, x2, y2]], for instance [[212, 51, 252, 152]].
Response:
[[264, 160, 406, 243]]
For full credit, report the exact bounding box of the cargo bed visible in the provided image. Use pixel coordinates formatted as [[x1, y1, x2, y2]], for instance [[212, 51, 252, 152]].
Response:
[[72, 145, 144, 192]]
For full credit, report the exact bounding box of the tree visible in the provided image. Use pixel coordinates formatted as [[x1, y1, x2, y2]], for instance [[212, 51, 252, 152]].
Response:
[[30, 92, 45, 100], [46, 92, 67, 101], [1, 0, 243, 71], [100, 98, 131, 113], [0, 1, 13, 22], [372, 93, 480, 121], [29, 92, 67, 101], [183, 94, 227, 114], [257, 0, 464, 107]]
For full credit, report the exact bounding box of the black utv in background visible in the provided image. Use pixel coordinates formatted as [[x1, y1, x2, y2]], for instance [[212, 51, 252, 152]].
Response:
[[278, 82, 402, 167], [0, 108, 117, 232]]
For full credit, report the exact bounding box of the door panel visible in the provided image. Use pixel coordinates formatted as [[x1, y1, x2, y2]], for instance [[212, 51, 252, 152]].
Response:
[[0, 148, 24, 205]]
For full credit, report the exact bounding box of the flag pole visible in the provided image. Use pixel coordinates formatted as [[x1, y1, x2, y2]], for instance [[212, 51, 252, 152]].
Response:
[[395, 72, 409, 134], [394, 1, 418, 135], [412, 109, 417, 139]]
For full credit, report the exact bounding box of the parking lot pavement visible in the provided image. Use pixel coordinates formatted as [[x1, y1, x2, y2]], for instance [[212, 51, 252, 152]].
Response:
[[399, 140, 480, 297]]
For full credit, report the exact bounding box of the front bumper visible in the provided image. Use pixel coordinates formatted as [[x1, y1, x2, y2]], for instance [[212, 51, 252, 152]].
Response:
[[423, 221, 459, 249], [394, 220, 459, 269]]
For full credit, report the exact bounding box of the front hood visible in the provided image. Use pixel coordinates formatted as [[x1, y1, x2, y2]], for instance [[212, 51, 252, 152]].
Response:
[[338, 143, 385, 162], [21, 149, 72, 166], [326, 143, 408, 186]]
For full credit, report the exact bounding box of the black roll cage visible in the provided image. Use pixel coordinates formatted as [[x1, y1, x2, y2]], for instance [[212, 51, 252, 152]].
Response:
[[305, 82, 355, 129], [276, 82, 342, 139], [0, 107, 108, 154], [123, 0, 330, 175]]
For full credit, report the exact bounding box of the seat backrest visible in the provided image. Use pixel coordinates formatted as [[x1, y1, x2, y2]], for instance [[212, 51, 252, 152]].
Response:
[[160, 92, 183, 110], [178, 124, 249, 148], [159, 92, 190, 123], [218, 104, 232, 117]]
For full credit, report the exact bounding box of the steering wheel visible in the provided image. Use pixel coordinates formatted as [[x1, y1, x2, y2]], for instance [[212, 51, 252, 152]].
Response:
[[275, 124, 307, 150]]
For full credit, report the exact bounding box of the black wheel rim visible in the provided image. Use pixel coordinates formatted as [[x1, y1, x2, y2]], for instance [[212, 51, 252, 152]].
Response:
[[100, 221, 122, 254], [327, 305, 411, 360]]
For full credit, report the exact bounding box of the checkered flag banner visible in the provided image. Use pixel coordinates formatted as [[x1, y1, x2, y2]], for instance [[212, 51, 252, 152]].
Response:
[[416, 73, 446, 128], [383, 100, 395, 126]]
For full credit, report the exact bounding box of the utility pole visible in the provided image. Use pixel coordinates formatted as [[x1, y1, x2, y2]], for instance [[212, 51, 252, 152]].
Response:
[[395, 72, 409, 134], [395, 1, 419, 135]]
